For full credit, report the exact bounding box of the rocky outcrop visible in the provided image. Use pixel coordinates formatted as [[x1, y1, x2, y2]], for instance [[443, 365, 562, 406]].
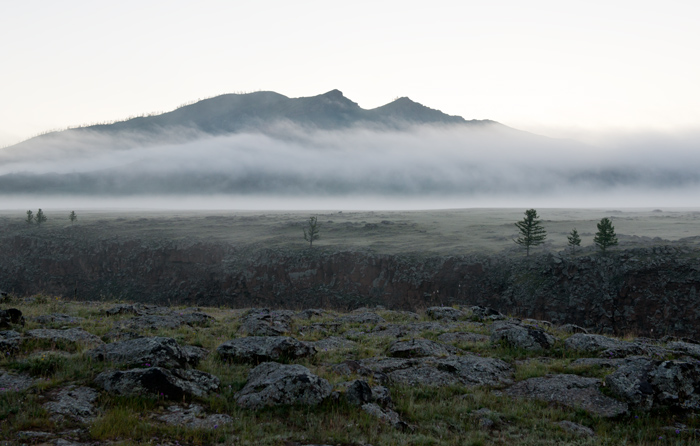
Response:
[[25, 328, 103, 346], [95, 367, 219, 399], [43, 386, 99, 423], [238, 308, 293, 336], [217, 336, 316, 363], [0, 308, 24, 328], [235, 362, 331, 409], [0, 330, 21, 355], [0, 371, 33, 392], [387, 339, 459, 358], [158, 404, 233, 429], [490, 321, 556, 350], [87, 336, 189, 369]]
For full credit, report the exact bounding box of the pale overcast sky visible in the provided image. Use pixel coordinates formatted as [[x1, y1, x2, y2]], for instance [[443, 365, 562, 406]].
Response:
[[1, 0, 699, 147]]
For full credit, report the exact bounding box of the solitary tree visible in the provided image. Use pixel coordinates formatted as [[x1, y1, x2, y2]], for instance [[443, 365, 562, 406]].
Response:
[[594, 217, 618, 252], [25, 210, 34, 224], [567, 228, 581, 254], [514, 209, 547, 256], [303, 216, 320, 248], [35, 209, 47, 226], [69, 211, 77, 225]]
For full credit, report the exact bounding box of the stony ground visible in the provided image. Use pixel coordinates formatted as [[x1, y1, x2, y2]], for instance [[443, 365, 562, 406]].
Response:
[[1, 295, 699, 445]]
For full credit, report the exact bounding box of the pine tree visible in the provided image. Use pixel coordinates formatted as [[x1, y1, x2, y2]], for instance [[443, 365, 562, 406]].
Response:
[[303, 216, 320, 248], [567, 228, 581, 254], [25, 210, 34, 224], [594, 217, 618, 252], [35, 209, 47, 226], [514, 209, 547, 256], [69, 211, 77, 225]]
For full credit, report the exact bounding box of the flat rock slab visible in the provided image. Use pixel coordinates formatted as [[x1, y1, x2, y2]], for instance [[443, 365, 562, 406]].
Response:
[[491, 322, 556, 351], [506, 374, 628, 418], [95, 367, 219, 399], [438, 332, 490, 344], [0, 371, 34, 392], [388, 339, 460, 358], [360, 355, 513, 388], [117, 312, 213, 331], [239, 308, 293, 336], [87, 336, 189, 369], [44, 386, 99, 423], [158, 404, 233, 429], [564, 333, 627, 353], [25, 328, 103, 347], [313, 336, 357, 351], [235, 362, 331, 409], [217, 336, 316, 363]]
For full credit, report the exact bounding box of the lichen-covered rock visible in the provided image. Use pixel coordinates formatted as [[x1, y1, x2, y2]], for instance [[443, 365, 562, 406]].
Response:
[[437, 332, 490, 344], [345, 380, 373, 406], [181, 345, 209, 366], [556, 420, 595, 437], [44, 386, 99, 423], [25, 328, 103, 347], [667, 341, 700, 359], [235, 362, 331, 409], [295, 309, 327, 319], [426, 307, 465, 321], [362, 402, 410, 430], [217, 336, 316, 363], [0, 330, 21, 355], [118, 311, 213, 331], [490, 322, 555, 350], [0, 371, 33, 392], [570, 357, 625, 368], [565, 333, 629, 354], [338, 312, 386, 325], [158, 404, 233, 429], [387, 338, 460, 358], [95, 367, 219, 399], [469, 306, 505, 321], [239, 308, 292, 336], [32, 313, 85, 326], [506, 374, 627, 418], [87, 336, 189, 369], [313, 336, 356, 351]]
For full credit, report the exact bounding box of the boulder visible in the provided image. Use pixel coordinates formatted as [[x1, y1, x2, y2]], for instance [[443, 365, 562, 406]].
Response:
[[0, 330, 21, 355], [490, 322, 555, 350], [372, 322, 452, 338], [313, 336, 357, 351], [564, 333, 626, 353], [25, 328, 103, 347], [44, 386, 99, 423], [667, 341, 700, 359], [95, 367, 219, 399], [118, 312, 213, 331], [506, 374, 627, 418], [437, 332, 490, 344], [235, 362, 331, 409], [556, 420, 595, 437], [0, 371, 34, 392], [345, 380, 373, 406], [387, 339, 460, 358], [0, 308, 24, 328], [87, 337, 189, 369], [362, 403, 409, 430], [338, 312, 386, 325], [426, 307, 465, 321], [217, 336, 316, 363], [181, 345, 209, 366], [104, 304, 140, 316], [158, 404, 233, 429], [469, 306, 506, 321], [239, 308, 292, 336]]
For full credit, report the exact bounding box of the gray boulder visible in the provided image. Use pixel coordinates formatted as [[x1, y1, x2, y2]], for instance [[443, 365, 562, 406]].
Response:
[[345, 379, 373, 406], [239, 308, 293, 336], [469, 306, 506, 321], [0, 330, 21, 355], [217, 336, 316, 363], [95, 367, 219, 399], [506, 374, 627, 418], [387, 338, 460, 358], [158, 404, 233, 429], [437, 332, 490, 344], [362, 403, 409, 430], [0, 308, 24, 328], [426, 307, 465, 321], [313, 336, 357, 351], [0, 371, 34, 392], [556, 420, 595, 437], [104, 304, 140, 316], [25, 328, 103, 347], [118, 312, 213, 331], [564, 333, 626, 353], [181, 345, 209, 366], [667, 341, 700, 359], [87, 336, 189, 369], [235, 362, 332, 409], [490, 322, 556, 350], [44, 386, 99, 423]]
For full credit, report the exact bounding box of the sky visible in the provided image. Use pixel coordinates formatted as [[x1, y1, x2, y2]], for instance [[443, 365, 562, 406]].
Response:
[[2, 0, 699, 148]]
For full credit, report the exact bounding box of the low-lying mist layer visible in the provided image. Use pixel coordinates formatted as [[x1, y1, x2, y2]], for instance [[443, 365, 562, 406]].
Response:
[[1, 123, 699, 207]]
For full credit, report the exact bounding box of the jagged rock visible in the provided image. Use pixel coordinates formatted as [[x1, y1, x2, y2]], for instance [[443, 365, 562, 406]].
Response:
[[0, 371, 34, 392], [564, 333, 627, 353], [490, 322, 556, 350], [0, 308, 24, 328], [313, 336, 356, 351], [371, 385, 392, 407], [31, 313, 84, 325], [360, 355, 513, 388], [361, 403, 410, 430], [469, 306, 506, 321], [426, 307, 465, 321], [556, 420, 595, 437], [606, 357, 700, 410], [235, 362, 331, 409], [217, 336, 316, 363], [338, 312, 386, 325], [438, 332, 490, 344], [0, 330, 21, 355], [25, 328, 103, 347], [667, 341, 700, 359], [387, 338, 460, 358], [181, 345, 209, 366], [44, 386, 99, 423], [95, 367, 219, 399], [87, 336, 189, 369], [346, 380, 373, 406], [506, 374, 627, 418], [158, 404, 233, 429], [239, 308, 292, 336], [560, 324, 589, 334]]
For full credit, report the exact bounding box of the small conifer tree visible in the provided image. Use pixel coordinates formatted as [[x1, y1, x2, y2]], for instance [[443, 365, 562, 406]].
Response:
[[25, 210, 34, 224], [303, 216, 320, 248], [594, 217, 618, 252], [69, 211, 77, 225], [514, 209, 547, 256], [35, 209, 47, 226], [567, 228, 581, 254]]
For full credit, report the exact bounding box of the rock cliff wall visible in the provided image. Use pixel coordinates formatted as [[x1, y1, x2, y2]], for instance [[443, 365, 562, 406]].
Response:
[[1, 234, 698, 338]]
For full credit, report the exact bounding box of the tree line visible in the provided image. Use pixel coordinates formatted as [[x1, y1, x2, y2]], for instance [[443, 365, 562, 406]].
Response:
[[24, 210, 77, 226], [514, 209, 618, 256]]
